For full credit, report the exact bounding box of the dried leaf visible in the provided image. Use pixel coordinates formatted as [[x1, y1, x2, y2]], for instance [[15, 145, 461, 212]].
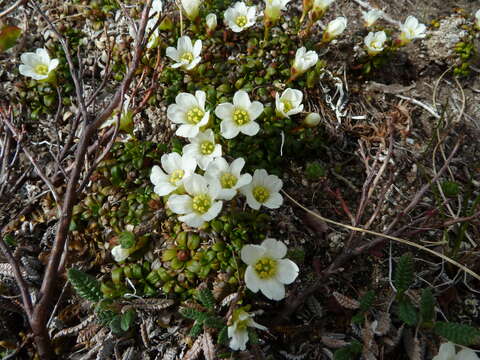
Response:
[[403, 329, 424, 360], [333, 292, 360, 310], [53, 315, 96, 339], [220, 292, 238, 307], [183, 334, 203, 360], [321, 336, 348, 349], [77, 323, 102, 344], [162, 347, 177, 360], [202, 332, 215, 360], [0, 26, 21, 52]]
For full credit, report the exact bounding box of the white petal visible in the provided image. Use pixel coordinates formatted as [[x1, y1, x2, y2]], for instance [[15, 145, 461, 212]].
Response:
[[263, 192, 283, 209], [260, 278, 285, 300], [161, 152, 181, 174], [215, 103, 234, 120], [245, 265, 261, 292], [154, 183, 176, 196], [21, 53, 38, 67], [168, 195, 193, 214], [185, 57, 201, 70], [235, 173, 252, 189], [167, 104, 186, 124], [195, 90, 206, 109], [456, 349, 480, 360], [233, 90, 251, 109], [247, 101, 264, 120], [432, 343, 456, 360], [275, 259, 299, 284], [230, 157, 245, 176], [262, 238, 287, 259], [193, 40, 202, 56], [241, 245, 265, 265], [220, 119, 240, 139], [184, 173, 208, 195], [202, 201, 222, 221], [240, 121, 260, 136], [229, 328, 248, 351], [176, 124, 199, 138], [165, 46, 179, 61], [218, 188, 236, 200], [48, 58, 59, 72], [176, 92, 198, 109], [266, 175, 283, 193], [207, 178, 221, 199], [150, 165, 167, 184], [179, 212, 205, 228], [249, 319, 268, 331], [181, 154, 197, 173], [177, 36, 193, 52]]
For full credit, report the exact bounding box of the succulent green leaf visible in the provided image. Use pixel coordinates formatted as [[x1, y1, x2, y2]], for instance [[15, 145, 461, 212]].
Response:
[[0, 26, 21, 52], [217, 326, 228, 345], [119, 231, 135, 249], [120, 308, 136, 331]]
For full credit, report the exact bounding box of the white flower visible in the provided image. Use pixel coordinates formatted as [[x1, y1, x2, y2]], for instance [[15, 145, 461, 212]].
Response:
[[323, 17, 347, 42], [228, 308, 267, 351], [224, 2, 257, 33], [206, 13, 218, 33], [311, 0, 334, 19], [215, 90, 263, 139], [182, 129, 222, 170], [241, 238, 299, 300], [111, 245, 131, 262], [167, 174, 223, 228], [399, 16, 426, 44], [150, 152, 197, 196], [364, 31, 387, 56], [19, 48, 59, 81], [181, 0, 201, 21], [150, 0, 163, 15], [362, 9, 382, 27], [303, 112, 321, 127], [275, 88, 303, 118], [475, 9, 480, 28], [205, 157, 252, 200], [240, 169, 283, 210], [292, 47, 318, 76], [167, 91, 210, 138], [265, 0, 291, 23], [432, 342, 480, 360], [166, 36, 202, 70]]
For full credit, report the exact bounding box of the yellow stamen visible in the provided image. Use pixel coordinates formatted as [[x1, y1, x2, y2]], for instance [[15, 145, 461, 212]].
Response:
[[192, 194, 211, 214]]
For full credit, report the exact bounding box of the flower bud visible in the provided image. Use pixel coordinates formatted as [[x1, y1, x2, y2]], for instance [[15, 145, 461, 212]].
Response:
[[303, 112, 321, 127], [206, 13, 217, 34], [322, 17, 347, 42]]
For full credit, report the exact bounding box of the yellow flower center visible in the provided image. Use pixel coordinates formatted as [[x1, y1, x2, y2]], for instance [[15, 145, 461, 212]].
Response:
[[200, 141, 215, 155], [235, 15, 247, 27], [35, 64, 49, 76], [186, 107, 205, 124], [233, 109, 250, 126], [281, 99, 293, 113], [220, 172, 237, 189], [169, 169, 185, 185], [192, 194, 211, 214], [252, 186, 270, 203], [254, 257, 277, 279], [180, 52, 194, 63]]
